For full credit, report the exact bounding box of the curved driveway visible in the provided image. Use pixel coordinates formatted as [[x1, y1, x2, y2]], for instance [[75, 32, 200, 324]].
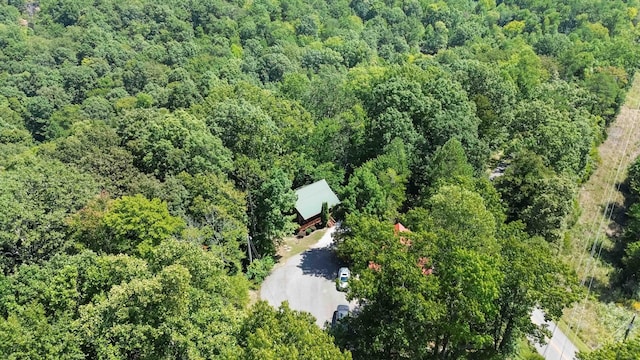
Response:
[[260, 227, 354, 327], [261, 228, 581, 357]]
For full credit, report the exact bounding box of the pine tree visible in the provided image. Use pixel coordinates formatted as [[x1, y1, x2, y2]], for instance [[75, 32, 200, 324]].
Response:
[[321, 202, 330, 227]]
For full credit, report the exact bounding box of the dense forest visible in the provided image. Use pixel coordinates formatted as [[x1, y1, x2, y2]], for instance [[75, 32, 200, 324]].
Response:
[[1, 0, 640, 358]]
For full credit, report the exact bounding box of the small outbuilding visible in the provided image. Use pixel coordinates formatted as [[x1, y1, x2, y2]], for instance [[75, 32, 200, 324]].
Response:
[[394, 222, 410, 233], [294, 179, 340, 231], [395, 222, 412, 246]]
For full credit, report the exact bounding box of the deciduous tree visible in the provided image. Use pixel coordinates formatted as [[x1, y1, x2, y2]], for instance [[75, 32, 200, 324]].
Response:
[[240, 301, 351, 360], [577, 338, 640, 360], [0, 156, 96, 273], [251, 168, 297, 256]]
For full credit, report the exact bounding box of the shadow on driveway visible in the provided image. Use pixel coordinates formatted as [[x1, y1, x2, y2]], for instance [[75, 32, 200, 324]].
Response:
[[298, 246, 340, 280]]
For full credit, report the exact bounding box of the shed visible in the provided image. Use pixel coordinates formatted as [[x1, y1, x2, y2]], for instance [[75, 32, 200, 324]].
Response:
[[394, 223, 409, 233], [395, 222, 412, 246], [294, 179, 340, 230]]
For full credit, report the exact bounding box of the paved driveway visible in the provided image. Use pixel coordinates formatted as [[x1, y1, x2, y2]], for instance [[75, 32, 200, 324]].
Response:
[[260, 226, 355, 327]]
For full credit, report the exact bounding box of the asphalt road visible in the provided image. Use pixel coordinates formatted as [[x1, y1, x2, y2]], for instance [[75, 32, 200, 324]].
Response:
[[260, 227, 355, 327], [531, 308, 578, 360]]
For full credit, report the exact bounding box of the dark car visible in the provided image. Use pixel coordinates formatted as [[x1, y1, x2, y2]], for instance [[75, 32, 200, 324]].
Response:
[[331, 304, 350, 328]]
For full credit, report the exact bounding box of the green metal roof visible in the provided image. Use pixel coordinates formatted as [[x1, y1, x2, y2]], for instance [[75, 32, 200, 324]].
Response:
[[294, 179, 340, 220]]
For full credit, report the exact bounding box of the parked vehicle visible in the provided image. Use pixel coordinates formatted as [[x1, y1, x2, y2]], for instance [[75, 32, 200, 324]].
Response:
[[337, 267, 350, 290], [332, 304, 350, 328]]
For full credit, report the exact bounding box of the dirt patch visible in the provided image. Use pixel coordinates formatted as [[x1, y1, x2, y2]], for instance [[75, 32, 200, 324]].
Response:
[[562, 76, 640, 348], [248, 289, 260, 307], [276, 228, 328, 264]]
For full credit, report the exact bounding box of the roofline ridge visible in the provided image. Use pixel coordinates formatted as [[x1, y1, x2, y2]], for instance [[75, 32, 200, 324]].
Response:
[[293, 178, 327, 191]]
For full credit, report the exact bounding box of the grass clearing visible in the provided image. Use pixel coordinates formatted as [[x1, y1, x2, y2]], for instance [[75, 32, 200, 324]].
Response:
[[556, 317, 591, 354], [276, 228, 328, 263], [562, 299, 640, 349], [560, 76, 640, 349], [514, 338, 543, 360]]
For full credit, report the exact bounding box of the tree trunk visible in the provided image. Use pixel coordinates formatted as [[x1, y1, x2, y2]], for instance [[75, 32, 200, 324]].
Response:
[[498, 316, 515, 352]]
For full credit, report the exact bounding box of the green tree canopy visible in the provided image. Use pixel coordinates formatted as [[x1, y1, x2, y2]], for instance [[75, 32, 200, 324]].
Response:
[[336, 184, 579, 358], [341, 139, 409, 221], [0, 241, 251, 360], [251, 167, 297, 256], [116, 109, 232, 180], [71, 194, 185, 256], [577, 338, 640, 360], [240, 301, 352, 360], [0, 155, 97, 273], [495, 152, 576, 242]]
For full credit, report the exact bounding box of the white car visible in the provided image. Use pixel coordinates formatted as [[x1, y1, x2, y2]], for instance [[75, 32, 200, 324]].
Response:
[[337, 267, 350, 290]]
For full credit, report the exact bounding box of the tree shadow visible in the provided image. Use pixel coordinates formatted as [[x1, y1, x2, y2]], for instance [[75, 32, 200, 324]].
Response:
[[581, 275, 612, 301], [298, 246, 340, 280], [587, 178, 631, 254], [600, 233, 627, 268], [602, 201, 626, 234], [596, 274, 634, 303], [595, 198, 628, 268], [619, 180, 634, 208]]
